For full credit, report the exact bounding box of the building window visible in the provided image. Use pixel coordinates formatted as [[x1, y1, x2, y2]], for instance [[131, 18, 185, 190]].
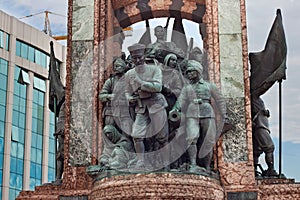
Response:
[[20, 42, 28, 59], [15, 40, 52, 69], [0, 59, 7, 196], [16, 40, 21, 57], [33, 76, 46, 92], [0, 30, 3, 49], [35, 50, 41, 66], [0, 58, 8, 132], [30, 77, 45, 190], [9, 66, 26, 200], [0, 58, 8, 193], [18, 70, 30, 85], [48, 111, 56, 182], [5, 33, 10, 51], [0, 30, 9, 51], [28, 46, 35, 62]]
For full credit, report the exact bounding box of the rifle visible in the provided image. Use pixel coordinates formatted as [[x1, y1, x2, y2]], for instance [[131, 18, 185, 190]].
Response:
[[185, 37, 194, 60], [164, 17, 171, 41]]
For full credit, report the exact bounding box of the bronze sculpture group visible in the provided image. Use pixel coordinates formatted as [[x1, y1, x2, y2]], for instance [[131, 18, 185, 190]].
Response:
[[49, 23, 280, 183], [99, 26, 227, 175], [49, 12, 286, 183], [98, 24, 279, 178], [49, 10, 286, 184]]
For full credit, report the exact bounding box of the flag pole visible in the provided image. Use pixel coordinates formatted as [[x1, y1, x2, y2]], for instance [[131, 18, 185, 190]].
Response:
[[53, 96, 58, 179], [278, 80, 282, 176]]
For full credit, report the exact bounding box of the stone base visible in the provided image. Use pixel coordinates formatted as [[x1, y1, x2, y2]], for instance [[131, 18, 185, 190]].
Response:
[[91, 173, 224, 199], [16, 167, 93, 200], [16, 172, 300, 200], [257, 178, 300, 200], [16, 184, 90, 200]]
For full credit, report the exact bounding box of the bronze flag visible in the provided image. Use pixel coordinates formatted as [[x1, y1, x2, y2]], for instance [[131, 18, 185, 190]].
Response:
[[48, 41, 65, 116], [171, 17, 188, 53], [138, 20, 151, 46], [250, 9, 287, 97]]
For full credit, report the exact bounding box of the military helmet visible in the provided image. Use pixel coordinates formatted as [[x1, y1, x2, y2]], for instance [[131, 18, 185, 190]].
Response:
[[186, 60, 203, 74], [113, 57, 126, 68]]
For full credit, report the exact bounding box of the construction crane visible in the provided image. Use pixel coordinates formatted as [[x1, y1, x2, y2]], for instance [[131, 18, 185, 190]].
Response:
[[19, 11, 67, 40]]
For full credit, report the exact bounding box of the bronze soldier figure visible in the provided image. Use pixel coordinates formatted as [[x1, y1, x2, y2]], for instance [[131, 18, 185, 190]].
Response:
[[99, 58, 132, 135], [146, 25, 184, 61], [124, 43, 168, 169], [99, 125, 134, 169], [251, 95, 279, 177], [170, 60, 226, 172]]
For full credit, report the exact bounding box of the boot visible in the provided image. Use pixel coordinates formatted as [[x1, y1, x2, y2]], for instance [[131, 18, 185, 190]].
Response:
[[201, 151, 213, 171], [52, 158, 63, 185], [253, 154, 261, 177], [263, 152, 278, 177], [134, 139, 145, 169], [188, 145, 197, 172]]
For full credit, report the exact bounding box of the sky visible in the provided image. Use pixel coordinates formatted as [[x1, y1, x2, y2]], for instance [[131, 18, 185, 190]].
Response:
[[0, 0, 68, 36], [1, 0, 299, 181]]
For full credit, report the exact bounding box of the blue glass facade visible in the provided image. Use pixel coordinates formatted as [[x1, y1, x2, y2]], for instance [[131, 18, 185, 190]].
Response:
[[30, 80, 45, 190], [0, 58, 8, 199], [16, 40, 50, 69], [9, 66, 27, 200], [48, 112, 56, 182]]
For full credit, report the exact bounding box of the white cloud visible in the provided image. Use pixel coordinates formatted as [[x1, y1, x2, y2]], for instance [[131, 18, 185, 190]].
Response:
[[1, 0, 67, 36]]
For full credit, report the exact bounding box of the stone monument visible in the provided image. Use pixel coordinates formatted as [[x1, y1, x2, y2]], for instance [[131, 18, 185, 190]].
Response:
[[17, 1, 300, 200]]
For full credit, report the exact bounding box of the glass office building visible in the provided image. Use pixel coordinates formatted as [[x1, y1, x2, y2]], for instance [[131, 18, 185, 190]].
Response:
[[0, 10, 66, 200]]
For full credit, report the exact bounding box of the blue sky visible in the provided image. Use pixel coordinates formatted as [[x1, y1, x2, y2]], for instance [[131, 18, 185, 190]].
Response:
[[1, 0, 299, 182]]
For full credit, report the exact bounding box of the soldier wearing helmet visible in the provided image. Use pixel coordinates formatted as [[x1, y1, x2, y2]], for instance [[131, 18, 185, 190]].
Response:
[[99, 57, 132, 135], [170, 60, 226, 172]]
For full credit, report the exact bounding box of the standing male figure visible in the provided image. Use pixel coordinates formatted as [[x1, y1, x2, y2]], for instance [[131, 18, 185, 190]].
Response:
[[251, 95, 278, 177], [53, 101, 65, 184], [170, 60, 226, 171], [99, 58, 132, 135], [125, 43, 168, 169]]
